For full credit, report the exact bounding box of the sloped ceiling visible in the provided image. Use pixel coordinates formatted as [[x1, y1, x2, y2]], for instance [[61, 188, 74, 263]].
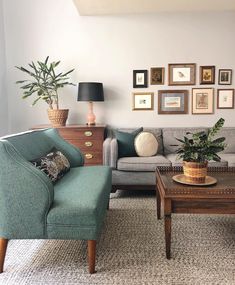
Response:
[[73, 0, 235, 15]]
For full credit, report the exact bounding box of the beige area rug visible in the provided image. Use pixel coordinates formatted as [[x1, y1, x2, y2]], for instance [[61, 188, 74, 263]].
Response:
[[0, 190, 235, 285]]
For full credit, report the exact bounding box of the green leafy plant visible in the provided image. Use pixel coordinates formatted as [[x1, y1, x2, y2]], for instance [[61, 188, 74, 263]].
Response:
[[175, 118, 226, 162], [16, 56, 75, 109]]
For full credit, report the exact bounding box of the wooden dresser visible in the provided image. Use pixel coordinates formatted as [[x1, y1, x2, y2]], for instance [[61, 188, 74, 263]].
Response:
[[32, 125, 106, 166]]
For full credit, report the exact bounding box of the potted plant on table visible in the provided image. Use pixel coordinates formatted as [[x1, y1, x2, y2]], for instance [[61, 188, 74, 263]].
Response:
[[16, 56, 75, 127], [175, 118, 226, 183]]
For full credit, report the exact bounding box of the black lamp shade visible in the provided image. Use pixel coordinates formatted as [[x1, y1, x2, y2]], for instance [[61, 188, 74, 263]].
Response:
[[77, 82, 104, 102]]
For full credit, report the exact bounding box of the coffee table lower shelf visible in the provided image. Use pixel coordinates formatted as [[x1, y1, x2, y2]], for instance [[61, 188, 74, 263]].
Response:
[[155, 167, 235, 259]]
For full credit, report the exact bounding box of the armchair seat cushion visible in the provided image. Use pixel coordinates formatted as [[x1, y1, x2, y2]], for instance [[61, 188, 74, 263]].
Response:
[[117, 155, 171, 172], [47, 166, 111, 240]]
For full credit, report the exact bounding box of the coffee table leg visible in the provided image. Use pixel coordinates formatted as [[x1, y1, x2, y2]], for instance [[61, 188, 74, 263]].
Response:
[[156, 186, 161, 219], [165, 214, 171, 259]]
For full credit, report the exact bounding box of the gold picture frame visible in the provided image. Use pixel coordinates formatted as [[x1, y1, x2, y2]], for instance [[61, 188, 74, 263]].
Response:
[[192, 88, 214, 114], [132, 92, 154, 110], [168, 63, 196, 86]]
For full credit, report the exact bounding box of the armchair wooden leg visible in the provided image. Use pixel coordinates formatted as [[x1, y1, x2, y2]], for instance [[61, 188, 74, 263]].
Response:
[[88, 240, 96, 274], [0, 238, 8, 273]]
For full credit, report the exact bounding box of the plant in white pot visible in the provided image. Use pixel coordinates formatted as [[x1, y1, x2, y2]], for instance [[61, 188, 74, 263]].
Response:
[[175, 118, 226, 183], [16, 56, 75, 127]]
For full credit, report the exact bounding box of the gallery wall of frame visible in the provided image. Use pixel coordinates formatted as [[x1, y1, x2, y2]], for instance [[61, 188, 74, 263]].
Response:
[[132, 64, 234, 115]]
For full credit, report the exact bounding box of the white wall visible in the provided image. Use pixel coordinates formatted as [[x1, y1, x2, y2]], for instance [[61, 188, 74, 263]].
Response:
[[0, 0, 8, 135], [3, 0, 235, 132]]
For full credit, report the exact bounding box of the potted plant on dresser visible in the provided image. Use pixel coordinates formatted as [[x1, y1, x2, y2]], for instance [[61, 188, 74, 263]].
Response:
[[175, 118, 226, 183], [15, 56, 75, 127]]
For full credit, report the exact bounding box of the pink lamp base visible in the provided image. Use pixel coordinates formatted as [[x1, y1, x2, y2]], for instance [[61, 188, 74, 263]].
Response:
[[87, 102, 96, 125]]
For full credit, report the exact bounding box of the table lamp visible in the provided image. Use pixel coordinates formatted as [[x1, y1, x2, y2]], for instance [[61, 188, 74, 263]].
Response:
[[77, 82, 104, 125]]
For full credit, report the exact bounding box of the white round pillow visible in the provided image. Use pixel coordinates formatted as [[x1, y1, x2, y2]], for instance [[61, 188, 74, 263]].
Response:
[[134, 131, 158, 157]]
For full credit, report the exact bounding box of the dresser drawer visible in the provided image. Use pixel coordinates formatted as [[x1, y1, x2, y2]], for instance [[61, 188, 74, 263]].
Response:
[[58, 129, 104, 140], [83, 151, 103, 165], [65, 139, 103, 151]]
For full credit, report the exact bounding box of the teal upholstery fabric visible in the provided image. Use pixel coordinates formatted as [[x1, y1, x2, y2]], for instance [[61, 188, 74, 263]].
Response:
[[114, 127, 143, 158], [4, 128, 84, 167], [0, 129, 111, 242], [0, 141, 54, 239], [47, 166, 111, 240]]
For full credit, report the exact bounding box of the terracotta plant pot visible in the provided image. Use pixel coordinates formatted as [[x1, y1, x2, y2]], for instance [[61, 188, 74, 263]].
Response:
[[47, 109, 69, 127], [183, 161, 208, 183]]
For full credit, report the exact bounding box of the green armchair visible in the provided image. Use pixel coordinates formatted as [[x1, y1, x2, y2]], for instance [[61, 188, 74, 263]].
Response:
[[0, 128, 111, 273]]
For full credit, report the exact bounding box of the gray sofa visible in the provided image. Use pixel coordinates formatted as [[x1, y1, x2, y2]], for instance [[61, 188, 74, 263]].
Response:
[[103, 127, 235, 191]]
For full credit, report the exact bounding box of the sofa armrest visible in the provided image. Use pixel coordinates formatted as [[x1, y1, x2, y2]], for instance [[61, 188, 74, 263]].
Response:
[[0, 141, 54, 239], [110, 138, 118, 169], [44, 128, 84, 167], [103, 138, 112, 166], [103, 138, 118, 169]]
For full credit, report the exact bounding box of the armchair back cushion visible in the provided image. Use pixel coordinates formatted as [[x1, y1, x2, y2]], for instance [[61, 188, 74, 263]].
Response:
[[4, 128, 84, 167]]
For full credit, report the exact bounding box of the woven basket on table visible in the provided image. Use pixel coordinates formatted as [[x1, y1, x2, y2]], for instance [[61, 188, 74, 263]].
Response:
[[47, 109, 69, 127], [183, 161, 208, 183]]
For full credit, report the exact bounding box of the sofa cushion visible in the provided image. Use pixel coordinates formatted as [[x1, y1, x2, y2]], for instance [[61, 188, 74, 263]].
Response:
[[134, 132, 158, 157], [47, 166, 111, 240], [165, 153, 228, 167], [114, 127, 143, 158], [117, 155, 171, 171], [219, 154, 235, 167], [162, 127, 208, 154], [213, 128, 235, 154], [31, 148, 70, 183]]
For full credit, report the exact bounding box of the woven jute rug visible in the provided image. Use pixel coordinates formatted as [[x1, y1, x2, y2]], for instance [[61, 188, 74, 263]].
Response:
[[0, 191, 234, 285]]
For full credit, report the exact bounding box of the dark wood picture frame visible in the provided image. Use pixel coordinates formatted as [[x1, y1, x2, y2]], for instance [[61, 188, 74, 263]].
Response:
[[168, 63, 196, 86], [192, 88, 214, 114], [150, 67, 164, 85], [200, 66, 215, 84], [218, 69, 232, 85], [133, 92, 154, 110], [158, 90, 188, 114], [133, 70, 148, 88], [217, 89, 234, 109]]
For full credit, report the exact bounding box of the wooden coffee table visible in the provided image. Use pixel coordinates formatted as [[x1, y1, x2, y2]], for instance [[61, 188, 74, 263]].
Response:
[[155, 167, 235, 259]]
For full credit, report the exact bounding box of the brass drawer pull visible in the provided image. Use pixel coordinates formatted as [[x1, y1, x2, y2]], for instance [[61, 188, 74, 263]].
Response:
[[84, 131, 93, 137], [85, 141, 93, 147], [85, 153, 93, 159]]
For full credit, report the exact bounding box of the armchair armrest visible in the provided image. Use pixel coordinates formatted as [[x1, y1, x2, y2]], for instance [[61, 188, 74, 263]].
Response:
[[103, 138, 118, 169], [0, 141, 54, 239]]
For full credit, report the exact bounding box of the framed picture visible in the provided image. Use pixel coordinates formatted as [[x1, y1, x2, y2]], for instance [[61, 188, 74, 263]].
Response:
[[218, 69, 232, 85], [133, 70, 148, 88], [133, 92, 154, 110], [150, 67, 164, 85], [158, 90, 188, 114], [200, 66, 215, 84], [192, 88, 214, 114], [217, 89, 234, 109], [168, 63, 196, 86]]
